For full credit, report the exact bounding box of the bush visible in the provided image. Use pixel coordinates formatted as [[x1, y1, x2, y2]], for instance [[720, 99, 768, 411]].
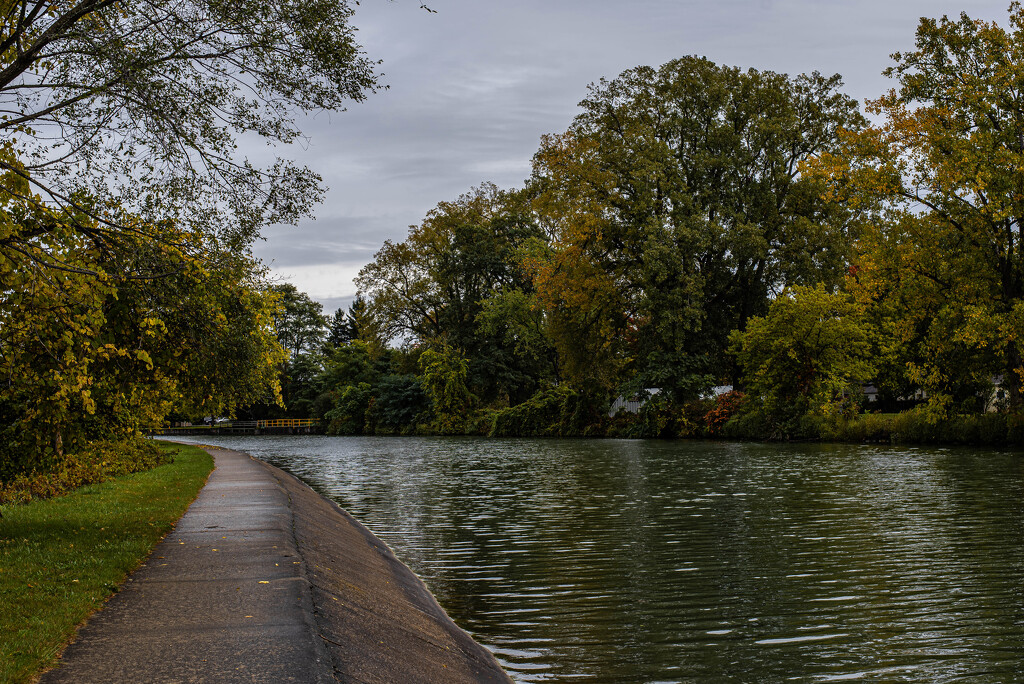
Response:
[[722, 408, 770, 440], [489, 386, 569, 437], [616, 393, 675, 439], [0, 439, 170, 505], [975, 412, 1008, 445], [488, 386, 607, 437], [776, 409, 1021, 446], [368, 374, 429, 431], [704, 391, 745, 437], [324, 383, 373, 435], [890, 409, 934, 444], [1008, 413, 1024, 442]]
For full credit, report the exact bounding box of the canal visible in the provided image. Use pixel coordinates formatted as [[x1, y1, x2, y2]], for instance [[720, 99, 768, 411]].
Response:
[[164, 436, 1024, 682]]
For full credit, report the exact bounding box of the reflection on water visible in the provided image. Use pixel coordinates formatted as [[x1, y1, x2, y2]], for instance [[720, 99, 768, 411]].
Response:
[[165, 436, 1024, 682]]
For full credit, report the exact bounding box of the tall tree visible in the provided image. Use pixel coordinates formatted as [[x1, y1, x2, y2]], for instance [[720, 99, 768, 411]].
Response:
[[268, 283, 327, 414], [532, 56, 865, 399], [811, 4, 1024, 411], [325, 296, 368, 348]]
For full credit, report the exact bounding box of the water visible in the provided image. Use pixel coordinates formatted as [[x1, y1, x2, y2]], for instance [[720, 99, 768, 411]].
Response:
[[164, 436, 1024, 682]]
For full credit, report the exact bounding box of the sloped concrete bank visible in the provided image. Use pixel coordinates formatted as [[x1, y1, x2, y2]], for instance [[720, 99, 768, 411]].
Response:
[[263, 454, 512, 683], [40, 446, 510, 683]]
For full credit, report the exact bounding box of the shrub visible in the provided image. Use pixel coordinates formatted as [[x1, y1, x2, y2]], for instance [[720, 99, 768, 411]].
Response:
[[891, 409, 934, 444], [722, 409, 770, 440], [489, 386, 607, 437], [1008, 413, 1024, 442], [0, 439, 170, 505], [704, 391, 745, 437], [324, 383, 373, 435], [975, 412, 1008, 445], [619, 393, 675, 439], [558, 389, 606, 437], [489, 386, 569, 437]]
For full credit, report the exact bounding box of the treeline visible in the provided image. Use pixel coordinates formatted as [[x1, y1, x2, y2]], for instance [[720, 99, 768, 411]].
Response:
[[275, 7, 1024, 444]]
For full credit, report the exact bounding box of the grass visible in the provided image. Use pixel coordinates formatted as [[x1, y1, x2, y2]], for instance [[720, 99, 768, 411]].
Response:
[[0, 442, 213, 684]]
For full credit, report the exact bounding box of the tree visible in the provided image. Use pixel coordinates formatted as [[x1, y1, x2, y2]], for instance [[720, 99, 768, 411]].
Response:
[[475, 286, 559, 396], [810, 4, 1024, 411], [357, 183, 549, 402], [418, 343, 473, 434], [732, 285, 875, 436], [531, 56, 865, 400], [367, 374, 429, 431], [0, 199, 284, 478], [0, 0, 379, 259], [326, 299, 359, 348], [323, 382, 372, 435], [264, 283, 326, 415], [319, 340, 380, 391], [526, 133, 629, 395], [0, 0, 388, 471], [271, 284, 326, 359], [358, 184, 538, 341]]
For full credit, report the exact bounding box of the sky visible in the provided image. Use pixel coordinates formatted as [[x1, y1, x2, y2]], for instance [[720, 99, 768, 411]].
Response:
[[253, 0, 1015, 315]]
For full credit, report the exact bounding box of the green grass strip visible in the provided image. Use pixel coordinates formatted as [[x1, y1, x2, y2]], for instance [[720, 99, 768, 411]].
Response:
[[0, 442, 213, 684]]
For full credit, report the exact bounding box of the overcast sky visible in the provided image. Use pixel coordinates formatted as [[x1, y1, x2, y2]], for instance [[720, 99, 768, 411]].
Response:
[[255, 0, 1014, 315]]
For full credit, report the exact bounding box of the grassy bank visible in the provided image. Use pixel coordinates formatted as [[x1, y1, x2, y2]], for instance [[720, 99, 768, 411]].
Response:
[[0, 442, 213, 684]]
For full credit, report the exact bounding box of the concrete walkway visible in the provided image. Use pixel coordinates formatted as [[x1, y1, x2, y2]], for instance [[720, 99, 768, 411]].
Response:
[[41, 447, 510, 683]]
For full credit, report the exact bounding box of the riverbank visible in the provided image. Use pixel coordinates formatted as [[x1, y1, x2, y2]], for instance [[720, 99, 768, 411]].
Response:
[[36, 445, 509, 683], [156, 408, 1024, 448], [0, 443, 213, 684]]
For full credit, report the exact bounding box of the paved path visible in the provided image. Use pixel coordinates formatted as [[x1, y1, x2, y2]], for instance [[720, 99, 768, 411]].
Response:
[[41, 447, 510, 683]]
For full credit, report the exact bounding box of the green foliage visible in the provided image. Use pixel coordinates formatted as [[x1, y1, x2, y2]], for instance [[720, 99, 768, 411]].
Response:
[[271, 284, 327, 358], [810, 4, 1024, 411], [733, 285, 876, 437], [368, 375, 429, 432], [631, 395, 677, 439], [531, 56, 864, 398], [325, 297, 367, 349], [284, 20, 1024, 441], [358, 185, 552, 402], [723, 407, 1024, 446], [0, 193, 285, 476], [0, 0, 376, 475], [320, 341, 379, 389], [324, 383, 373, 435], [488, 386, 569, 437], [419, 344, 474, 434], [488, 385, 607, 438], [0, 439, 169, 504]]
